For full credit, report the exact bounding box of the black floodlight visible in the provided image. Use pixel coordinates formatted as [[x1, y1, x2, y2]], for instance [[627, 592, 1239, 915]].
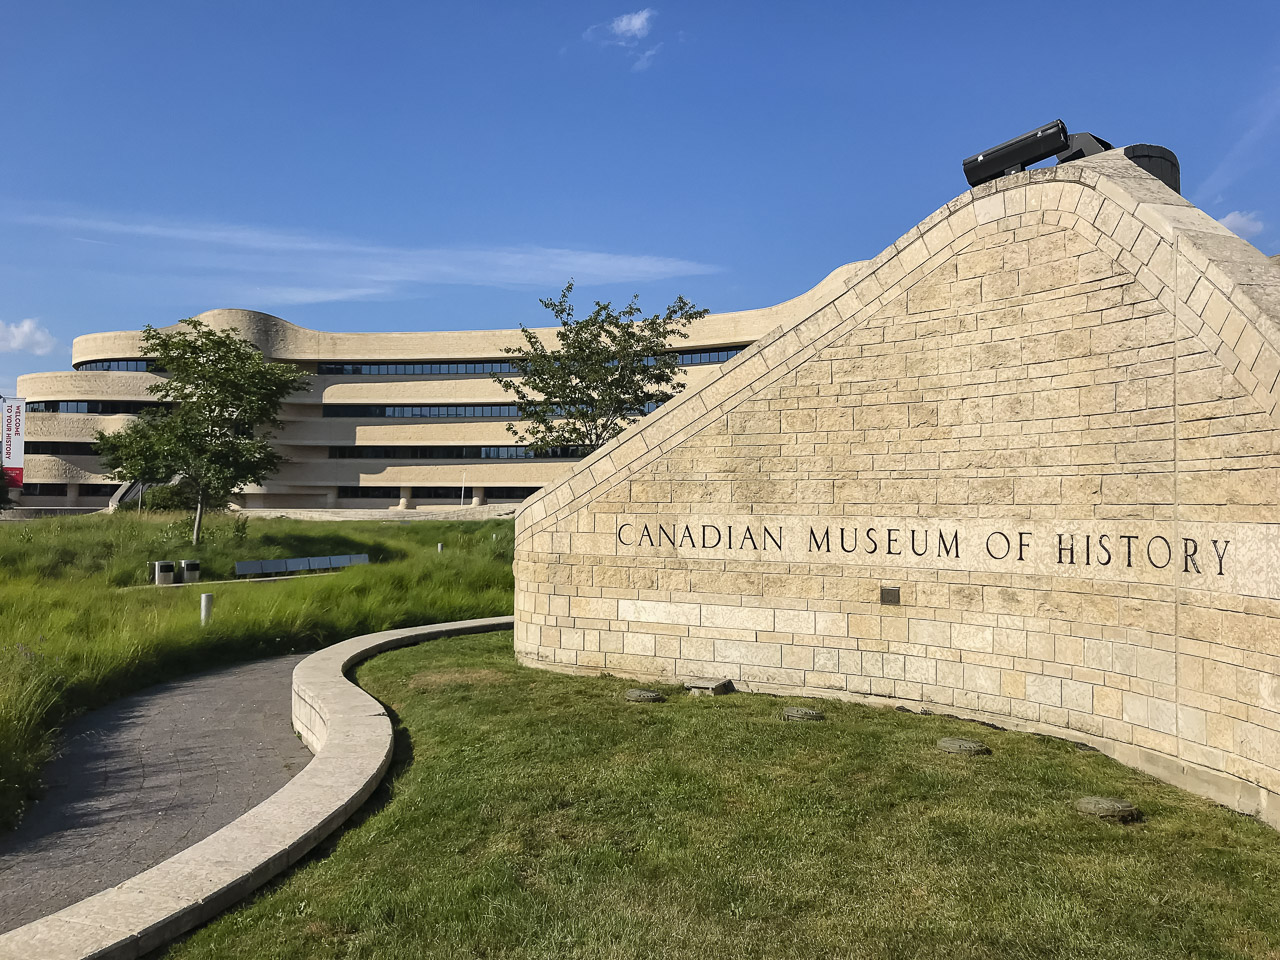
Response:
[[963, 120, 1070, 187]]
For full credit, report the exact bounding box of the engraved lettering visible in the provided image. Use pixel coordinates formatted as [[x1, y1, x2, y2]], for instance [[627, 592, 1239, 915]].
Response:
[[986, 531, 1011, 560], [1147, 536, 1171, 569]]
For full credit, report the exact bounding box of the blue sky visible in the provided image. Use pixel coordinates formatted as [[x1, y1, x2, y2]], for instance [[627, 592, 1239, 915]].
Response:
[[2, 1, 1278, 393]]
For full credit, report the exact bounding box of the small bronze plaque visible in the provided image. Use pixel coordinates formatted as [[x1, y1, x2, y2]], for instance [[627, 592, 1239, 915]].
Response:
[[880, 586, 901, 605]]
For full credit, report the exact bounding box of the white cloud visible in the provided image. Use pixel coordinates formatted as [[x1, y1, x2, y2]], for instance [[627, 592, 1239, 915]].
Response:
[[0, 318, 57, 356], [611, 9, 655, 40], [15, 211, 719, 308], [1219, 210, 1265, 240], [584, 9, 664, 69]]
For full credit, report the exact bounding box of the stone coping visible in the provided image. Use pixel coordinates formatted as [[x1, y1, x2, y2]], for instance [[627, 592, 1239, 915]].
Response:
[[0, 615, 514, 960]]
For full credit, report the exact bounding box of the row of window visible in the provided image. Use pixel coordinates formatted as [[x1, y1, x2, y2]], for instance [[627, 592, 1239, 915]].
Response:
[[19, 483, 117, 497], [28, 442, 98, 456], [316, 347, 745, 377], [74, 359, 156, 372], [675, 347, 745, 366], [328, 445, 588, 460], [71, 346, 747, 378], [321, 404, 521, 419], [336, 486, 540, 501], [27, 441, 585, 461], [318, 361, 518, 377], [28, 400, 158, 415]]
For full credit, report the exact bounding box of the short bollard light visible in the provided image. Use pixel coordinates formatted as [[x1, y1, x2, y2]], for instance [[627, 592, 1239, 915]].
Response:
[[437, 542, 443, 552], [200, 593, 213, 626]]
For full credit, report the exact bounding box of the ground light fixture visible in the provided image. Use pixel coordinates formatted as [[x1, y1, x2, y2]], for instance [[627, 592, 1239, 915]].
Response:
[[937, 737, 991, 755], [782, 706, 825, 722], [624, 688, 666, 703], [1075, 796, 1142, 823]]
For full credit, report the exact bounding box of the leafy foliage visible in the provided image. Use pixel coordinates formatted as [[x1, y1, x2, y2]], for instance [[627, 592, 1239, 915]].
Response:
[[492, 281, 707, 454], [95, 317, 309, 544]]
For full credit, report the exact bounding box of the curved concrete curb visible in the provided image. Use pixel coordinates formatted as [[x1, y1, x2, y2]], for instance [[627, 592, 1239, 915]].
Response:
[[0, 615, 514, 960]]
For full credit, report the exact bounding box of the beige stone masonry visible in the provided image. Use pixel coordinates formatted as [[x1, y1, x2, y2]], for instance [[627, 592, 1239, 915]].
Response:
[[514, 148, 1280, 827]]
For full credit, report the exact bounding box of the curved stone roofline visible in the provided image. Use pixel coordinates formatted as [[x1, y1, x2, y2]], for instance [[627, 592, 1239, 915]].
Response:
[[65, 260, 870, 368], [0, 615, 514, 960], [515, 146, 1280, 547]]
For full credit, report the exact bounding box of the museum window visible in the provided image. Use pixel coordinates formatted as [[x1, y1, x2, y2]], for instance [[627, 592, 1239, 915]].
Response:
[[27, 441, 99, 456], [484, 486, 541, 501], [77, 483, 120, 497], [321, 404, 521, 419], [317, 361, 518, 376], [21, 483, 68, 496], [336, 486, 400, 499], [72, 359, 158, 372], [27, 400, 158, 415], [327, 444, 589, 460]]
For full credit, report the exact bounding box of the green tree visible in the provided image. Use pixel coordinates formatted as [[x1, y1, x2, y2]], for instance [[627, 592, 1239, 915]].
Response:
[[95, 317, 309, 545], [492, 281, 707, 454]]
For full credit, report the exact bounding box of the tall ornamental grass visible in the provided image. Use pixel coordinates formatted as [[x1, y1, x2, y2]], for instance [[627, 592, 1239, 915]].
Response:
[[0, 513, 515, 828]]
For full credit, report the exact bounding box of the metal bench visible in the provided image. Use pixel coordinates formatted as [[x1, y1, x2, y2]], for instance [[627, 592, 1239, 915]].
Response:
[[234, 553, 369, 579]]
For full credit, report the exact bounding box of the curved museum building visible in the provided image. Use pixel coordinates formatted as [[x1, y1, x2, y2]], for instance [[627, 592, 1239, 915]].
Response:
[[15, 265, 864, 512]]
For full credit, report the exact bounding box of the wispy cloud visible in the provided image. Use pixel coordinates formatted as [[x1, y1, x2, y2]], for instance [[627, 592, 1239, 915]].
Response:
[[15, 211, 718, 308], [632, 43, 663, 72], [1194, 79, 1280, 204], [584, 8, 664, 71], [0, 318, 57, 355], [1219, 210, 1265, 240]]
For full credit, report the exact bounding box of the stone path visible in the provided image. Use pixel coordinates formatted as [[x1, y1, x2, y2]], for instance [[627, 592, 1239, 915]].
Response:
[[0, 654, 312, 933]]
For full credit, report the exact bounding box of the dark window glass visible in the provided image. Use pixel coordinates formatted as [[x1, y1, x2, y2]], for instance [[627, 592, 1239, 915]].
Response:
[[21, 483, 68, 496], [676, 346, 746, 366], [27, 441, 98, 456], [409, 487, 466, 500], [321, 404, 520, 419], [316, 360, 518, 376], [78, 483, 119, 497], [336, 486, 401, 499], [484, 486, 541, 501], [73, 359, 157, 372], [328, 445, 588, 461], [27, 400, 158, 415]]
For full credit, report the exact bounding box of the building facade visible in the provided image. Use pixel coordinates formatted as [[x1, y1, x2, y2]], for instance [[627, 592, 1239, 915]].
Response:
[[16, 263, 865, 512]]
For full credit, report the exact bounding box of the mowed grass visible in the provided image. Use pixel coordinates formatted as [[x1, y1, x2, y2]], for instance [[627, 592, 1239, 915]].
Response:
[[167, 631, 1280, 960], [0, 513, 514, 828]]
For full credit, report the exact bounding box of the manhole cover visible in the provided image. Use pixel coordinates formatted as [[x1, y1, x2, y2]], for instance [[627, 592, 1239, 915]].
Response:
[[624, 688, 666, 703], [937, 737, 991, 755], [1075, 796, 1142, 822], [783, 706, 825, 722]]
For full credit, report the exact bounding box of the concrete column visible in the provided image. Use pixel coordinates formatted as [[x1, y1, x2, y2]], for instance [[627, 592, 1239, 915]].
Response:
[[471, 486, 486, 506], [66, 482, 80, 507], [398, 485, 412, 510], [325, 489, 338, 507]]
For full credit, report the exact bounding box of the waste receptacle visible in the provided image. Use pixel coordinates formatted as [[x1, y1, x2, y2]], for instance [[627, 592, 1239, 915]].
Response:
[[155, 560, 175, 586], [180, 559, 200, 583]]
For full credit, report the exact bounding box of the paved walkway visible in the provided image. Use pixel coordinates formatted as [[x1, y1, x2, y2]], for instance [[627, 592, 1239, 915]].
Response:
[[0, 654, 312, 933]]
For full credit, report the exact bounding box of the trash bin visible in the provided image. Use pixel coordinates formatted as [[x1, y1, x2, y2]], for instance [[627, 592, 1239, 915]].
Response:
[[155, 560, 175, 586], [180, 559, 200, 584]]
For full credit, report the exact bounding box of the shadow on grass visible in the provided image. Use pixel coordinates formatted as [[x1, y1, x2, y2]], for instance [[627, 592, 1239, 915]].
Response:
[[254, 532, 406, 563]]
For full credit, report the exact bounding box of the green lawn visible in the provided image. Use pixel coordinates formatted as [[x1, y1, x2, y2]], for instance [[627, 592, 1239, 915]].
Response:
[[166, 631, 1280, 960], [0, 512, 514, 828]]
